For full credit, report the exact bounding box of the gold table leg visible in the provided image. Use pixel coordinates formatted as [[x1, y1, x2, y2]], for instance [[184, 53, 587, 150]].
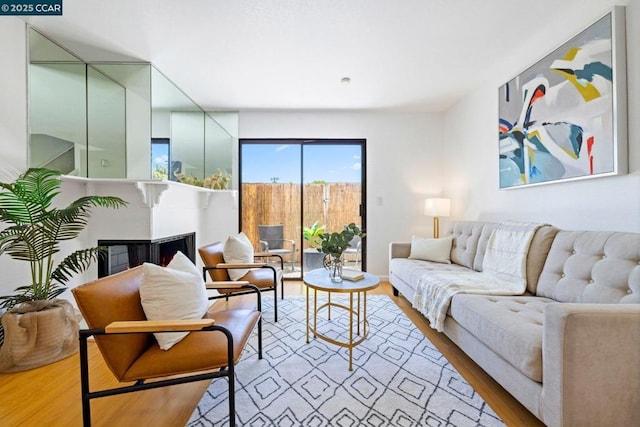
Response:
[[357, 291, 361, 335], [349, 291, 354, 371], [363, 291, 367, 337], [313, 289, 317, 338]]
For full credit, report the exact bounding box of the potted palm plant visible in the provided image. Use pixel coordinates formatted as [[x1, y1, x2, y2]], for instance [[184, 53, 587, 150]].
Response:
[[0, 168, 127, 372], [318, 223, 365, 282]]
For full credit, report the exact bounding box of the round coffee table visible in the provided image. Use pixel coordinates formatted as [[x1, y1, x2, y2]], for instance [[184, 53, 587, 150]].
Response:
[[303, 268, 380, 370]]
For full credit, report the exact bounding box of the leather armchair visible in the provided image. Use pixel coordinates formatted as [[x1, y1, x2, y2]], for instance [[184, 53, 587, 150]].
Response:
[[72, 266, 261, 427], [199, 241, 284, 322]]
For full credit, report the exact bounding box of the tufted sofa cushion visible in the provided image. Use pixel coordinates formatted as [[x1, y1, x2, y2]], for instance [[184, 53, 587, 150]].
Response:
[[524, 225, 559, 294], [450, 294, 556, 382], [448, 222, 558, 293], [536, 231, 640, 303], [472, 223, 499, 271], [450, 221, 490, 269], [390, 257, 471, 292]]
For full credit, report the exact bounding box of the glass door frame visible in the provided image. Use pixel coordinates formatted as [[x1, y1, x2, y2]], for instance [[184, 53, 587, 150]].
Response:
[[239, 138, 367, 279]]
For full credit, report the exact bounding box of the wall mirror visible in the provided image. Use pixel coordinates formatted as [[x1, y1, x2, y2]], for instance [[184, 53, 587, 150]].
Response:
[[28, 28, 234, 185], [151, 67, 204, 181], [29, 29, 87, 175]]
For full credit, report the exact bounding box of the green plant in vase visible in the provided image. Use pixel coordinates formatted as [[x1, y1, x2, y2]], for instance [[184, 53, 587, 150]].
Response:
[[0, 168, 127, 372], [318, 223, 365, 282]]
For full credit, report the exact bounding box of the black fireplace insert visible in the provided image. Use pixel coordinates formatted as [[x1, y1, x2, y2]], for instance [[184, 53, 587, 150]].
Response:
[[97, 232, 196, 278]]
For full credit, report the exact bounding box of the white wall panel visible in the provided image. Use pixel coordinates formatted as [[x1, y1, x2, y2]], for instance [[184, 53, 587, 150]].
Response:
[[239, 111, 444, 276], [443, 0, 640, 233]]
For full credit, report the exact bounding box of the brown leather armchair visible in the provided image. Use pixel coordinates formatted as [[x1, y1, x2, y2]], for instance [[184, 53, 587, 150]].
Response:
[[72, 266, 261, 427], [199, 241, 284, 322]]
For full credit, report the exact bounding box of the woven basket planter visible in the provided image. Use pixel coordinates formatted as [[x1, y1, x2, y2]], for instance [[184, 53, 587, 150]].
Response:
[[0, 299, 80, 373]]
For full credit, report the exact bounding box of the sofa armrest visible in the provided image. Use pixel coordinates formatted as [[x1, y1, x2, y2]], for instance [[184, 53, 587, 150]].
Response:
[[542, 303, 640, 426], [389, 242, 411, 260]]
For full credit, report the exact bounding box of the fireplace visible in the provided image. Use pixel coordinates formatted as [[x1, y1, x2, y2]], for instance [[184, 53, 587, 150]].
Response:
[[98, 232, 196, 277]]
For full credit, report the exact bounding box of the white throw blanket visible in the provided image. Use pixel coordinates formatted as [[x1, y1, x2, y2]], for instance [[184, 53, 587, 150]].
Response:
[[413, 222, 544, 332]]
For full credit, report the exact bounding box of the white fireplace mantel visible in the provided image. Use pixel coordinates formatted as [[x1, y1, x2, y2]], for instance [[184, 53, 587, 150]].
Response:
[[60, 176, 238, 244], [61, 176, 237, 209]]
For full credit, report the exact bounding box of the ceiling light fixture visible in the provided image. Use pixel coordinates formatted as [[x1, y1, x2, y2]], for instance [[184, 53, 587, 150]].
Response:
[[341, 77, 351, 85]]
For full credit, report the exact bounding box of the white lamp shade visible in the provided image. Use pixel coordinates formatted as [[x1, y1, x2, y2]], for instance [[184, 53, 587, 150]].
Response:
[[424, 198, 451, 217]]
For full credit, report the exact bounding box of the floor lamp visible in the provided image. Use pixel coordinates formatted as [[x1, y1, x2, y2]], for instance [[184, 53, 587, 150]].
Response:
[[424, 198, 451, 238]]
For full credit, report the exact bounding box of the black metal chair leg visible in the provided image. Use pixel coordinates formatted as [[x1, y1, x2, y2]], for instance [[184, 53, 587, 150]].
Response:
[[273, 284, 278, 323], [258, 317, 263, 359], [79, 332, 92, 427], [228, 373, 235, 427], [225, 330, 236, 427]]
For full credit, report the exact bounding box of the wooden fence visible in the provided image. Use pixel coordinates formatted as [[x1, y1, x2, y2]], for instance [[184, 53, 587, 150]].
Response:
[[241, 183, 361, 260]]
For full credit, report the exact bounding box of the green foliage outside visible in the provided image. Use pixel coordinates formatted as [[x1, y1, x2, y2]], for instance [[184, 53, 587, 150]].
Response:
[[302, 221, 325, 248]]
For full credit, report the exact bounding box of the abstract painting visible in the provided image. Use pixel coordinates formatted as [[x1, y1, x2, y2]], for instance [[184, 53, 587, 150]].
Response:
[[498, 7, 627, 189]]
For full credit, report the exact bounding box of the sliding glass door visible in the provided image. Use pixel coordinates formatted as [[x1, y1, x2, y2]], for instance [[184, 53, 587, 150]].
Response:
[[240, 139, 366, 279]]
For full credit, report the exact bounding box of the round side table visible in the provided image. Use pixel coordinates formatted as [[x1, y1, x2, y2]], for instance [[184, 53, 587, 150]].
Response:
[[303, 268, 380, 370]]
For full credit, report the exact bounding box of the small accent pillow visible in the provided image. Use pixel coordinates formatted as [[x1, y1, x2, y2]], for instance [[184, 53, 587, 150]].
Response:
[[223, 232, 254, 280], [408, 235, 453, 264], [139, 251, 209, 350]]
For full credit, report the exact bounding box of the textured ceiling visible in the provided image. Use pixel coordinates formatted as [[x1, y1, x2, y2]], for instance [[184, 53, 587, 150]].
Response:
[[21, 0, 591, 112]]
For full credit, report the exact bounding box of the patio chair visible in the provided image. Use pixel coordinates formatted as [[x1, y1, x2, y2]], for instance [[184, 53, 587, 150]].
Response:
[[343, 234, 362, 268], [258, 224, 296, 272]]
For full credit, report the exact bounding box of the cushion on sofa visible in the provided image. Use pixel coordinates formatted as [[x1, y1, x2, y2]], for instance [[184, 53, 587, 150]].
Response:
[[409, 235, 453, 263], [524, 225, 559, 294], [449, 294, 556, 382], [457, 222, 557, 294], [472, 223, 498, 271], [450, 221, 489, 269], [389, 258, 471, 297], [536, 231, 640, 303]]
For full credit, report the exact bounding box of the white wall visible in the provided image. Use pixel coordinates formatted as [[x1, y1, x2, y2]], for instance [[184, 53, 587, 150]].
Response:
[[239, 111, 444, 276], [443, 0, 640, 233]]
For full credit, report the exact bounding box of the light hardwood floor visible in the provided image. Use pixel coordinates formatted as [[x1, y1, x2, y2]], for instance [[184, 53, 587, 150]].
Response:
[[0, 281, 543, 426]]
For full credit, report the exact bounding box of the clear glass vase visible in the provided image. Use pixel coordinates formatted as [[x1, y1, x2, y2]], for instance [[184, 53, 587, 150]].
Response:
[[325, 254, 343, 282]]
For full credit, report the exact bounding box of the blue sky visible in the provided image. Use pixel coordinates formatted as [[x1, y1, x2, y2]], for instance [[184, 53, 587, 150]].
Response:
[[241, 144, 362, 183]]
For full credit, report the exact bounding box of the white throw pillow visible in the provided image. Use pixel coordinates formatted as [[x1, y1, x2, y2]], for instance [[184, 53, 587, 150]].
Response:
[[408, 235, 453, 264], [223, 232, 254, 280], [167, 249, 202, 277], [139, 251, 209, 350]]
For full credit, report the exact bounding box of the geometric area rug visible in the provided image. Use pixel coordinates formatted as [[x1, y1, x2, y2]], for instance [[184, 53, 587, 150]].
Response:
[[188, 295, 504, 426]]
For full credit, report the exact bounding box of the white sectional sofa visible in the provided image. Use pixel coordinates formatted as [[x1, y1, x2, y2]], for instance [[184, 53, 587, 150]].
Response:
[[389, 221, 640, 427]]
